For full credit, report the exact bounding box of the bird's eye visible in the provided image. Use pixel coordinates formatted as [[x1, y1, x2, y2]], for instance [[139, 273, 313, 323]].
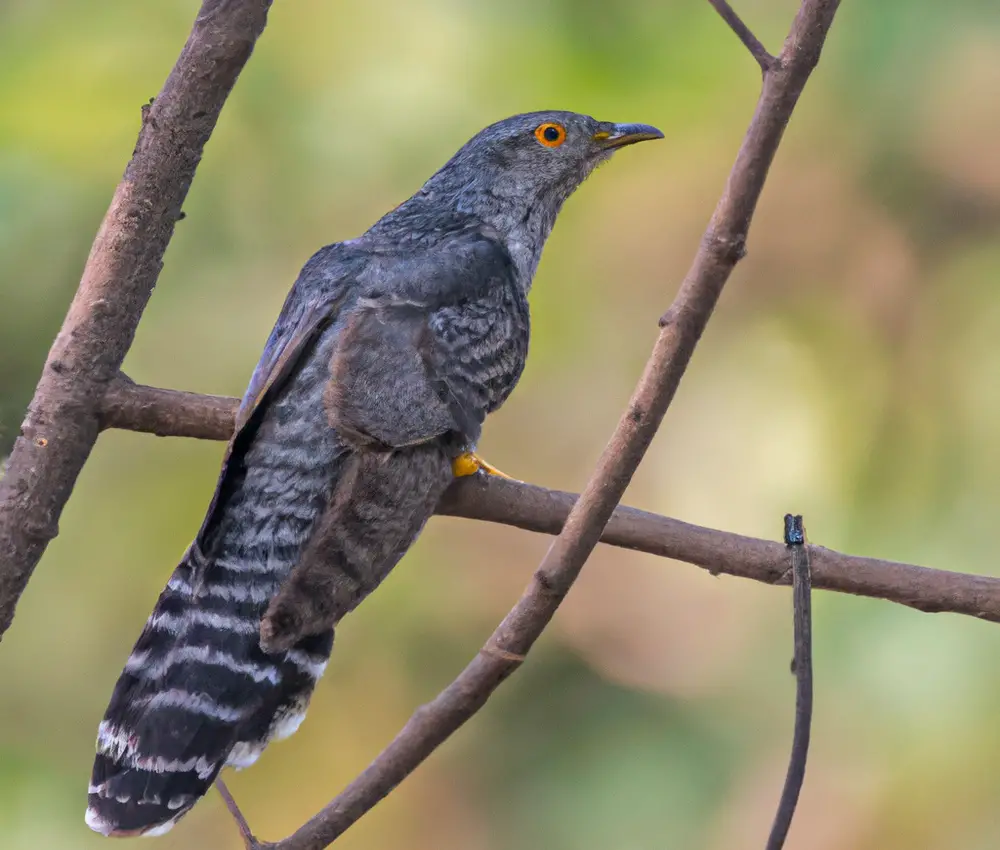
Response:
[[534, 122, 567, 148]]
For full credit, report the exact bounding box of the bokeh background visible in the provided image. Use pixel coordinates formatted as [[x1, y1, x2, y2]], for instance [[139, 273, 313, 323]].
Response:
[[3, 0, 1000, 847]]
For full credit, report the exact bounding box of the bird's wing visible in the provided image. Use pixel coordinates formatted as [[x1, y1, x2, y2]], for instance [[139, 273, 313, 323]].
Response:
[[260, 232, 522, 650], [235, 289, 347, 434], [326, 230, 518, 449], [192, 251, 353, 552]]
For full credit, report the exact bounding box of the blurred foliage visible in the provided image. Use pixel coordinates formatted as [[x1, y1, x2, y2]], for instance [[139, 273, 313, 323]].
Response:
[[3, 0, 1000, 848]]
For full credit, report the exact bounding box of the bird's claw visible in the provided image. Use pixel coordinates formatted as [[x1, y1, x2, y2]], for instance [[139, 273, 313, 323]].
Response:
[[452, 452, 514, 480]]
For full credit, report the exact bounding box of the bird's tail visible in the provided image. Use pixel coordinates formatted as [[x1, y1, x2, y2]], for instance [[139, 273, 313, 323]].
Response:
[[85, 545, 333, 837]]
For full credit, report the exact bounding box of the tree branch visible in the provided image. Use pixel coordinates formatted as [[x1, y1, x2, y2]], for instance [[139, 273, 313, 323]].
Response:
[[253, 2, 843, 846], [441, 478, 1000, 623], [765, 515, 813, 850], [4, 0, 978, 845], [99, 380, 1000, 625], [101, 374, 239, 440], [217, 779, 261, 849], [706, 0, 778, 73], [3, 0, 873, 844], [0, 0, 273, 641]]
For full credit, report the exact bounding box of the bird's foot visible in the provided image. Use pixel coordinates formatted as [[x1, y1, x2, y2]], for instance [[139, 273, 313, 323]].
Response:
[[452, 452, 514, 480]]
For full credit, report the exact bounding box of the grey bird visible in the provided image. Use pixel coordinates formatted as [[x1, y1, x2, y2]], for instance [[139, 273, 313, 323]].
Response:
[[85, 110, 662, 837]]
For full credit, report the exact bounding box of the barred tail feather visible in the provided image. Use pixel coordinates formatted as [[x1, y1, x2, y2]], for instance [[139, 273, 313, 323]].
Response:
[[86, 551, 334, 837], [87, 327, 345, 836]]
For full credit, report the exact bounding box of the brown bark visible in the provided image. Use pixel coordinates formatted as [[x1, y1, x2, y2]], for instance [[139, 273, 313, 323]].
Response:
[[0, 0, 273, 641], [99, 380, 1000, 625], [261, 1, 844, 847], [8, 2, 975, 849]]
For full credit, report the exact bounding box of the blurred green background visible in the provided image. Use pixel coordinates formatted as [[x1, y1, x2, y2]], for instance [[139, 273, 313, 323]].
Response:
[[3, 0, 1000, 847]]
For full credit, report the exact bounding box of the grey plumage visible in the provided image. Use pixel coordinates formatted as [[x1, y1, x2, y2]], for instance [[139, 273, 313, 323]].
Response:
[[86, 111, 662, 837]]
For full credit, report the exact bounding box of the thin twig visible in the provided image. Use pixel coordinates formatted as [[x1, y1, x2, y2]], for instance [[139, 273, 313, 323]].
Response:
[[216, 779, 261, 850], [0, 0, 941, 847], [766, 515, 813, 850], [0, 0, 274, 642], [706, 0, 778, 73]]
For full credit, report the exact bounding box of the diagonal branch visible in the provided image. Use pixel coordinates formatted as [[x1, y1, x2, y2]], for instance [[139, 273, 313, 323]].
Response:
[[217, 779, 261, 849], [0, 0, 274, 642], [262, 2, 843, 846], [706, 0, 778, 73], [7, 0, 962, 847]]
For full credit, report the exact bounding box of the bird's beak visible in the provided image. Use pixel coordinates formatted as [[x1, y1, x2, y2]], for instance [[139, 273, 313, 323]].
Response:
[[593, 122, 664, 150]]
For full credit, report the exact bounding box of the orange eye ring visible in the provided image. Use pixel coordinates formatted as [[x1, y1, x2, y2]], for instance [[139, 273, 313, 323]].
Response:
[[534, 122, 567, 148]]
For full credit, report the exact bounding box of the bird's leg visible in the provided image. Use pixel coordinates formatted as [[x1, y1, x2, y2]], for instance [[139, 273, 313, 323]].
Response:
[[452, 452, 514, 480], [216, 778, 262, 850]]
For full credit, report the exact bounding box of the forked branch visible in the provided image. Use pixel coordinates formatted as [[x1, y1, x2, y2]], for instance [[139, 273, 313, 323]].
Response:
[[0, 0, 274, 642], [231, 1, 843, 846], [8, 0, 953, 847], [706, 0, 778, 72]]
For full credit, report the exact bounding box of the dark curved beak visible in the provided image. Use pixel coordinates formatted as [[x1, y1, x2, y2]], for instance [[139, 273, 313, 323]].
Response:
[[593, 122, 664, 149]]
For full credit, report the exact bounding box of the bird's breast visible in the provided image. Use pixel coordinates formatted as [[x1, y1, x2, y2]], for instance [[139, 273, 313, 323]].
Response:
[[434, 281, 530, 418]]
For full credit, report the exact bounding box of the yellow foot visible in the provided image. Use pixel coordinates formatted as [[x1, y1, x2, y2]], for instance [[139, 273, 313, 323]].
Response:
[[452, 452, 513, 480]]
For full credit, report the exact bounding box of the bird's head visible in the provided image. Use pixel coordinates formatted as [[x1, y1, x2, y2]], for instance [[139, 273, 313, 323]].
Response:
[[372, 111, 663, 282], [428, 110, 663, 215]]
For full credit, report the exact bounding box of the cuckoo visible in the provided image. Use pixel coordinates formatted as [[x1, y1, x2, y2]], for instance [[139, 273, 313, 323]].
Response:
[[86, 110, 662, 836]]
